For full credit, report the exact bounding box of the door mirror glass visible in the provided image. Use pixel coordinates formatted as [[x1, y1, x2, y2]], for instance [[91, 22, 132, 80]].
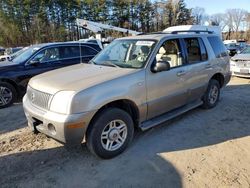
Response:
[[152, 60, 170, 73]]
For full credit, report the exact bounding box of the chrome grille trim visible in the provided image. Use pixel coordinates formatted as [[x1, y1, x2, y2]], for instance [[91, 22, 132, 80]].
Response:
[[27, 86, 52, 110]]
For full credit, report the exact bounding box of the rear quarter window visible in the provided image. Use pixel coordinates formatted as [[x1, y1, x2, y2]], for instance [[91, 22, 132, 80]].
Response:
[[207, 36, 228, 58], [81, 46, 98, 56]]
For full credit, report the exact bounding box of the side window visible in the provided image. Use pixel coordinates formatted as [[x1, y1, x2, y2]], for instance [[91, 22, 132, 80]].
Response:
[[184, 38, 202, 64], [208, 36, 228, 58], [32, 47, 59, 63], [156, 39, 182, 68], [81, 46, 98, 56], [60, 46, 80, 59]]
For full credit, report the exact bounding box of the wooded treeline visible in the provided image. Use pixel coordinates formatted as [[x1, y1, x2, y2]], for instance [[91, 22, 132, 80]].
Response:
[[0, 0, 193, 47], [1, 0, 250, 48]]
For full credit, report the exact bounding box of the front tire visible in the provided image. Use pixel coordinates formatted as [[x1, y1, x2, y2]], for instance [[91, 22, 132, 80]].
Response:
[[86, 108, 134, 159], [202, 79, 220, 109], [0, 82, 17, 109]]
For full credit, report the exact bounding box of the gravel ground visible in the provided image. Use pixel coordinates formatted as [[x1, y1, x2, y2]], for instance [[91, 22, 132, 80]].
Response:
[[0, 76, 250, 188]]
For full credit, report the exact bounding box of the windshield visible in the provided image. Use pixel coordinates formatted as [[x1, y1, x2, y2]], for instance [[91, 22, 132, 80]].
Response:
[[10, 47, 29, 60], [225, 43, 237, 48], [12, 46, 41, 64], [91, 39, 156, 69], [240, 46, 250, 54]]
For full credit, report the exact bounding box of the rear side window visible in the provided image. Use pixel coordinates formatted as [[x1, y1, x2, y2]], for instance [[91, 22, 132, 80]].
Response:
[[81, 46, 98, 56], [207, 36, 228, 58], [60, 46, 80, 59], [184, 38, 207, 63]]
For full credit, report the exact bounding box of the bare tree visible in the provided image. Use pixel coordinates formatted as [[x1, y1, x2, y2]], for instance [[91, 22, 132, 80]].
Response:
[[225, 9, 248, 39], [210, 13, 227, 30], [192, 7, 206, 25]]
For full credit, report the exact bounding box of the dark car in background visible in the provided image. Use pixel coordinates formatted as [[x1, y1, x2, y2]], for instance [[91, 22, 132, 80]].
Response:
[[0, 42, 101, 108], [225, 43, 240, 57]]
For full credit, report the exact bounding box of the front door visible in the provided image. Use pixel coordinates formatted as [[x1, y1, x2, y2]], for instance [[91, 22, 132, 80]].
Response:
[[146, 39, 188, 120]]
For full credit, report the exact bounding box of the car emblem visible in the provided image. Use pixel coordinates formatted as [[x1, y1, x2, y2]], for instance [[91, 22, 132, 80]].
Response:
[[31, 92, 35, 102]]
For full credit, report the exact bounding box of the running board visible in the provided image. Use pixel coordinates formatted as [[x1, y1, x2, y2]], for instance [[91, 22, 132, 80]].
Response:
[[140, 100, 203, 131]]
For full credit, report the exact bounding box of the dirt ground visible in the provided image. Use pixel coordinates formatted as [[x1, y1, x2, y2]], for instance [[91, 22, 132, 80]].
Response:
[[0, 77, 250, 188]]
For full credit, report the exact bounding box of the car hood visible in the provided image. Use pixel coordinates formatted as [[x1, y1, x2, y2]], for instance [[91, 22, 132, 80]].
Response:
[[0, 60, 19, 70], [232, 54, 250, 61], [29, 63, 138, 95]]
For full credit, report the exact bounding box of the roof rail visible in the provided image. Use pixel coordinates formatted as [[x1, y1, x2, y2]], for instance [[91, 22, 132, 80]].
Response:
[[167, 30, 214, 34], [137, 32, 166, 36]]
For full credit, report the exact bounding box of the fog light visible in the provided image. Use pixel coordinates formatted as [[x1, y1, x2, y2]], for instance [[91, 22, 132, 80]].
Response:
[[48, 123, 56, 135]]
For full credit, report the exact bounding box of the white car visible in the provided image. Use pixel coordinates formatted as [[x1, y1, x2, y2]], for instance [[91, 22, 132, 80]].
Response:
[[0, 54, 10, 62], [230, 46, 250, 78]]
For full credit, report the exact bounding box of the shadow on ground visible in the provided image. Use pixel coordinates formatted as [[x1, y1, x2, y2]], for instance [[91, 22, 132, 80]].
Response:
[[0, 84, 249, 187], [0, 103, 26, 134]]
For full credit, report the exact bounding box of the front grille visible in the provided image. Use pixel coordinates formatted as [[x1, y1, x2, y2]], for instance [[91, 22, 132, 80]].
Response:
[[27, 86, 52, 110], [235, 60, 250, 68]]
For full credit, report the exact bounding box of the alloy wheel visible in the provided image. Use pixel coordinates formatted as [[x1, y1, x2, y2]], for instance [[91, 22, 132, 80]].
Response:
[[101, 120, 128, 151]]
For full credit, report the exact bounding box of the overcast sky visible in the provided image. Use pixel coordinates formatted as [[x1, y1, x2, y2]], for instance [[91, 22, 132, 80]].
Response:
[[185, 0, 250, 15]]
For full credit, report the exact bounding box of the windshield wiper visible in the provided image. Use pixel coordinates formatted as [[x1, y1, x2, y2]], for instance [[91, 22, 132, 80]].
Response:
[[100, 61, 121, 68]]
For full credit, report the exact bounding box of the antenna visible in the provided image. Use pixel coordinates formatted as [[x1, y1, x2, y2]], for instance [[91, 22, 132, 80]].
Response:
[[78, 24, 83, 64]]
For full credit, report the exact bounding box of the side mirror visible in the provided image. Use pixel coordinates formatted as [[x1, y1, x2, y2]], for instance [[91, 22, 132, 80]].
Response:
[[152, 60, 171, 73], [29, 59, 40, 66]]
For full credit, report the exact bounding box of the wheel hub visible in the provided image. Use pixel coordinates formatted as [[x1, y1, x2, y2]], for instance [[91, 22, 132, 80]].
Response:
[[108, 129, 119, 141]]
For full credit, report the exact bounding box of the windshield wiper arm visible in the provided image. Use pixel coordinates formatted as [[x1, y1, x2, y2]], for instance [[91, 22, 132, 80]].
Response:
[[101, 61, 121, 68]]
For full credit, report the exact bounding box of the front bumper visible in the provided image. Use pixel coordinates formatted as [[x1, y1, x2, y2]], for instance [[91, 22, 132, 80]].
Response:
[[230, 66, 250, 78], [23, 95, 97, 144]]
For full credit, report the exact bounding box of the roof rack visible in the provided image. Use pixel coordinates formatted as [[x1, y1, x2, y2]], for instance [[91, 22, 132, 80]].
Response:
[[137, 32, 166, 36], [168, 30, 214, 34]]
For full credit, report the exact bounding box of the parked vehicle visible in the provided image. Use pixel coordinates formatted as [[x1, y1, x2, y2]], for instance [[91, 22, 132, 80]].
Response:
[[0, 47, 28, 62], [223, 39, 247, 56], [79, 38, 104, 49], [0, 42, 101, 108], [0, 47, 23, 62], [0, 47, 4, 55], [23, 26, 231, 159], [230, 46, 250, 78]]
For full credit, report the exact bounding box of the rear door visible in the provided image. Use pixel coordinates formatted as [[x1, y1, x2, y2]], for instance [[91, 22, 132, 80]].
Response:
[[181, 37, 210, 102], [59, 45, 81, 66]]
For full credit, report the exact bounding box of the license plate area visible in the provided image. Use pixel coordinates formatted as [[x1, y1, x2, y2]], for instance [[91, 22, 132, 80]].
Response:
[[32, 117, 43, 133], [240, 69, 249, 74]]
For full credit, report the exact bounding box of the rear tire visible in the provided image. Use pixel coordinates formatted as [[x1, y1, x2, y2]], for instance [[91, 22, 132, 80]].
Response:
[[202, 79, 220, 109], [86, 108, 134, 159], [0, 82, 17, 109]]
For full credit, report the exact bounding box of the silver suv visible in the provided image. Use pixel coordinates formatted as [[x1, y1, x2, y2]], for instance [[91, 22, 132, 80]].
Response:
[[23, 29, 231, 158]]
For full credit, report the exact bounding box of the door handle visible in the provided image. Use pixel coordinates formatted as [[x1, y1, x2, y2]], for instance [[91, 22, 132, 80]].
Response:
[[177, 70, 186, 76]]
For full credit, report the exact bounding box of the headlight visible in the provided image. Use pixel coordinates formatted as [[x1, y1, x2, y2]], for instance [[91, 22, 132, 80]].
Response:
[[50, 91, 75, 114]]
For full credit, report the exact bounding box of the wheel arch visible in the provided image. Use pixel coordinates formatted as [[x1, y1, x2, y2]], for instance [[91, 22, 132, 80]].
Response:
[[86, 99, 140, 136], [0, 78, 19, 95], [210, 73, 225, 88]]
